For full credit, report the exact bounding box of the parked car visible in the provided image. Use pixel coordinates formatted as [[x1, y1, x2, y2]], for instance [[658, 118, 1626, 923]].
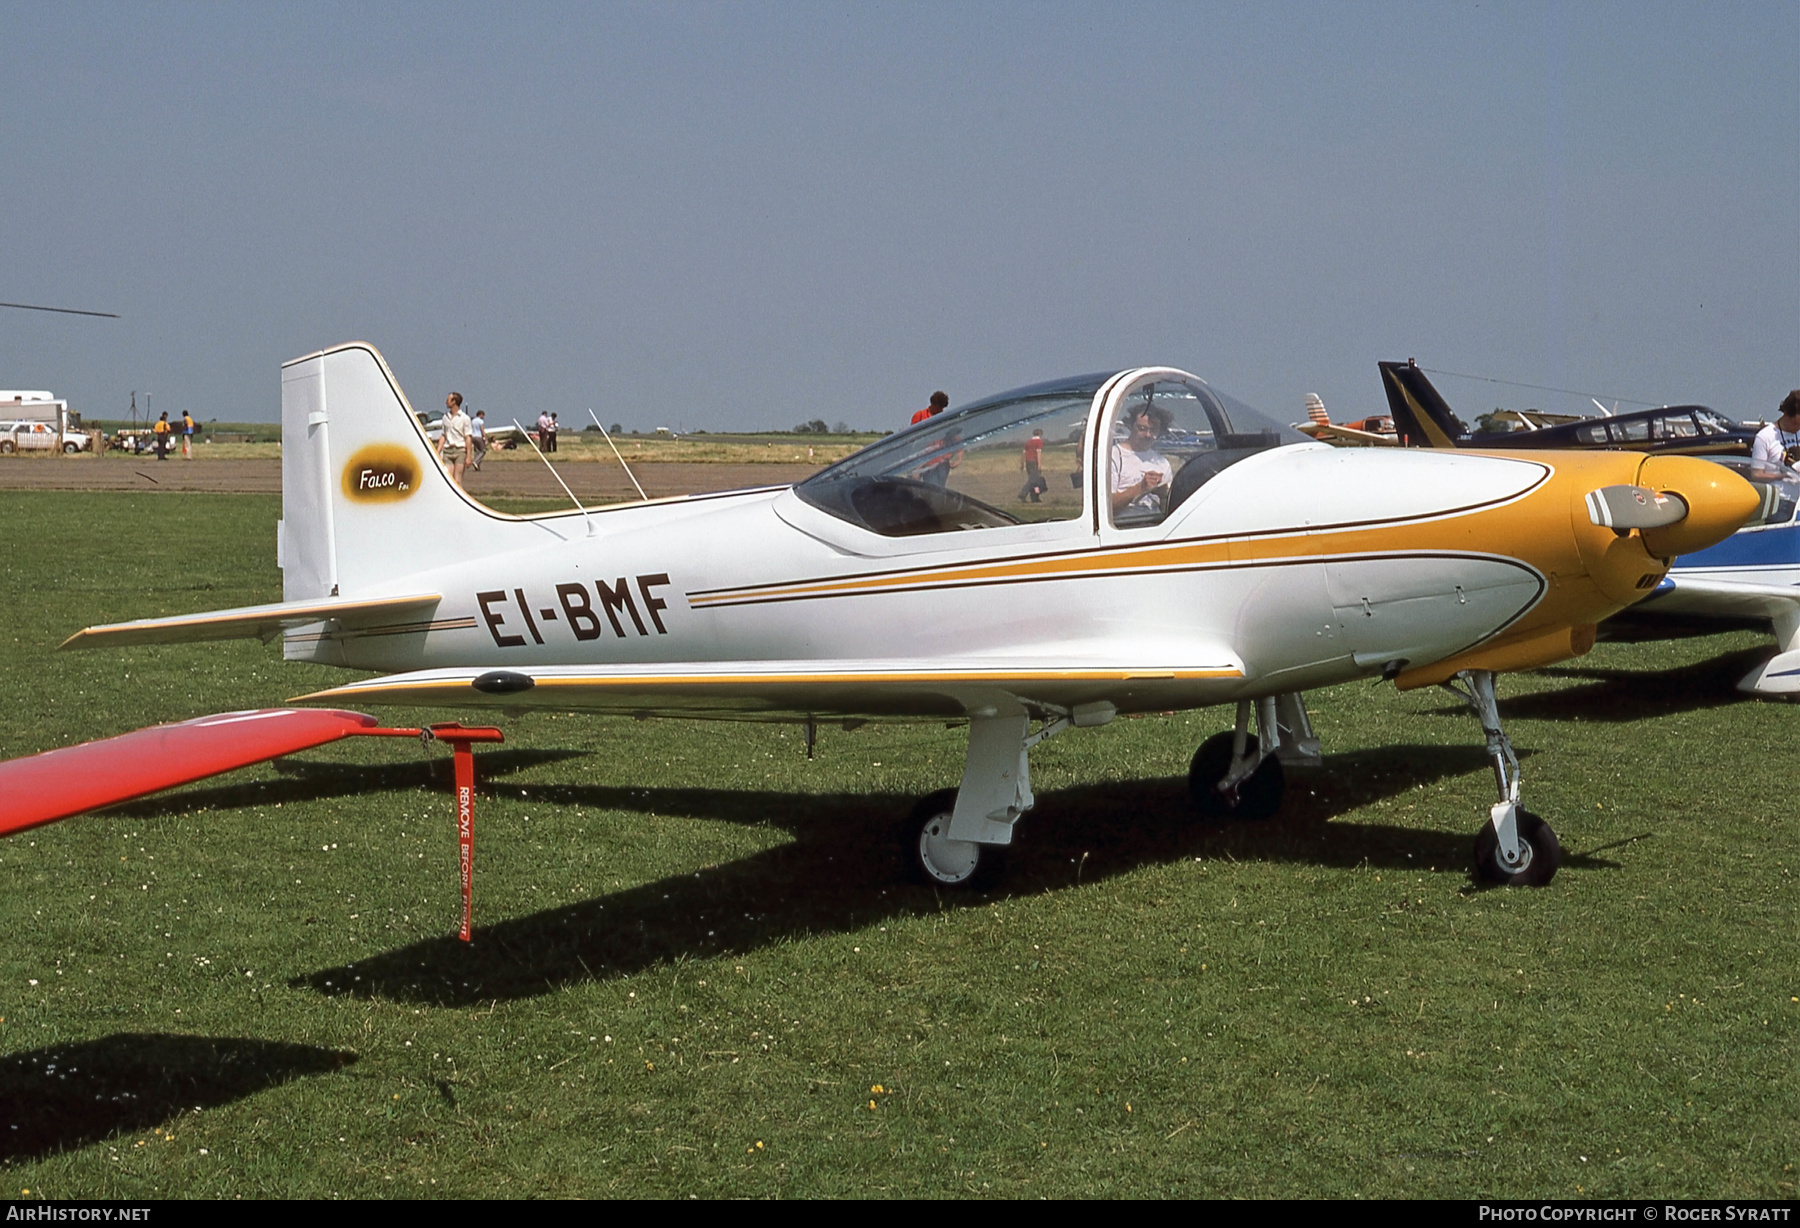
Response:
[[0, 420, 91, 453]]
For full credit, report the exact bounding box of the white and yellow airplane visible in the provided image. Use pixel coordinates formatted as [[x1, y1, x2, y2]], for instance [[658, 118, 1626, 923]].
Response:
[[1291, 393, 1398, 447], [59, 343, 1760, 889]]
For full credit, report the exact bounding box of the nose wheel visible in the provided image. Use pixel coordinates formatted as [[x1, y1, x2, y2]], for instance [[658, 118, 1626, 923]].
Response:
[[1473, 807, 1560, 886], [1445, 670, 1562, 888]]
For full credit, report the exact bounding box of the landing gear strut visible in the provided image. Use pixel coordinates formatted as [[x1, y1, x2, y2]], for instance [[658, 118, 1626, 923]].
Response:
[[909, 788, 1003, 887], [1444, 669, 1560, 886], [1188, 693, 1317, 820], [904, 700, 1116, 889]]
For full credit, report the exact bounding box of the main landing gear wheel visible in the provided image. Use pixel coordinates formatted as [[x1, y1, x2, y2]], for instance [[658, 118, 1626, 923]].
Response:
[[1473, 809, 1560, 887], [1188, 732, 1285, 821], [907, 789, 1003, 889]]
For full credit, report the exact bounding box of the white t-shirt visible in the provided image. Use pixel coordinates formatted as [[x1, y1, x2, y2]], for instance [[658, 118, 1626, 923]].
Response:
[[441, 409, 472, 449], [1110, 443, 1174, 516], [1751, 422, 1799, 470]]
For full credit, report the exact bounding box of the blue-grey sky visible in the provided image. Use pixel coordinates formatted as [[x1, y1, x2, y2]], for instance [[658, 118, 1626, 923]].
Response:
[[3, 2, 1795, 429]]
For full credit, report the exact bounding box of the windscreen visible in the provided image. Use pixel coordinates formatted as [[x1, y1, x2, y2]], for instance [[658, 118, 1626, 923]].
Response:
[[795, 372, 1117, 536]]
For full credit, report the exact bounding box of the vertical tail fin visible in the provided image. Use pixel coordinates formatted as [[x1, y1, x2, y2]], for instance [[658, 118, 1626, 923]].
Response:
[[1378, 360, 1468, 449], [1304, 393, 1330, 426], [280, 342, 537, 603]]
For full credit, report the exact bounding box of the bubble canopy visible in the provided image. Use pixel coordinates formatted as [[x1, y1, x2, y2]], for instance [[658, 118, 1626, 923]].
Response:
[[794, 368, 1306, 537]]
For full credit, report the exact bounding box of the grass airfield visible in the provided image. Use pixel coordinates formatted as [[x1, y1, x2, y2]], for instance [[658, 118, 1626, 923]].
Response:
[[1, 490, 1795, 1198]]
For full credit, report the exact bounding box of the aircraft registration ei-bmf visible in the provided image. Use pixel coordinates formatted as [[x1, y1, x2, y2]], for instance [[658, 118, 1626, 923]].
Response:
[[53, 343, 1759, 891]]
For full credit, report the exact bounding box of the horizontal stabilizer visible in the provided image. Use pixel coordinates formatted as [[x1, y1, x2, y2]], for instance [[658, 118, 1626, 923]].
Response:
[[60, 593, 441, 650], [0, 709, 383, 837], [298, 655, 1246, 721]]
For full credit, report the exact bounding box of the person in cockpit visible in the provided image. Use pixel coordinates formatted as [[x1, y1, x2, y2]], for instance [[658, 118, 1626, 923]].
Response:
[[1110, 403, 1174, 518]]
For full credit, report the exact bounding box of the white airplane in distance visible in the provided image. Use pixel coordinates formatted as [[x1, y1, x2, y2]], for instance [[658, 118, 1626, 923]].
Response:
[[58, 343, 1759, 890], [1291, 393, 1397, 447]]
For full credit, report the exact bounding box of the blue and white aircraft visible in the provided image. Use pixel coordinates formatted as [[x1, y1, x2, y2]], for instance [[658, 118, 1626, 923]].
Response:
[[1623, 456, 1800, 696]]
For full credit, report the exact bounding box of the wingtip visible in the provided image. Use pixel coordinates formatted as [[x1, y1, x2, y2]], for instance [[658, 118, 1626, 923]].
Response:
[[288, 685, 356, 703]]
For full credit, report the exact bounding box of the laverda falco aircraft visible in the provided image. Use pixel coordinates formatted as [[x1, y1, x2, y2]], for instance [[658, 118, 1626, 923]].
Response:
[[54, 343, 1759, 889]]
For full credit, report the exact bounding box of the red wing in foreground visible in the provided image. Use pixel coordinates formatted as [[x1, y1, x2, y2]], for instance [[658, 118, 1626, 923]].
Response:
[[0, 708, 390, 837]]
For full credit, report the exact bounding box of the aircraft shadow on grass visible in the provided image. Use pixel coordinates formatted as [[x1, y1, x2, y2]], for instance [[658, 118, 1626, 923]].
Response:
[[292, 743, 1618, 1008], [1422, 645, 1771, 725], [0, 1033, 354, 1162]]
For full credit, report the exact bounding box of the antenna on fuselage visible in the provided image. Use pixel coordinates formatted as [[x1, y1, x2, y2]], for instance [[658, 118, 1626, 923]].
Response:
[[588, 409, 649, 503], [512, 417, 595, 536]]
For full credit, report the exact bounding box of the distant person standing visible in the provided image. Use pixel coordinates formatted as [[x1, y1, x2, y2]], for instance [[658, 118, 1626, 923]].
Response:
[[470, 410, 488, 472], [181, 411, 196, 459], [438, 392, 472, 488], [1019, 428, 1045, 502], [1751, 391, 1800, 473], [152, 412, 171, 461], [548, 412, 559, 453], [537, 409, 554, 452], [911, 391, 949, 426]]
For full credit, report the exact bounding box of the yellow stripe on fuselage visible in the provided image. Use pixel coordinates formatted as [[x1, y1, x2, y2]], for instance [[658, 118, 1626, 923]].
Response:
[[693, 454, 1663, 648]]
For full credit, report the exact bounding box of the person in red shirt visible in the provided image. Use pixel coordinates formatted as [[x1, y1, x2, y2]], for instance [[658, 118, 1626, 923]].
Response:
[[910, 391, 949, 425], [1019, 428, 1045, 502]]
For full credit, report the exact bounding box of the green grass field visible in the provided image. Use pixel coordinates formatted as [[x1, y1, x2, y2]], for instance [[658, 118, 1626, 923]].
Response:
[[1, 491, 1794, 1198]]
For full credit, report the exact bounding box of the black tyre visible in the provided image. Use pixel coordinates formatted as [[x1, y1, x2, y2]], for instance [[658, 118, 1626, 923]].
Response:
[[907, 788, 1004, 888], [63, 442, 79, 454], [1188, 732, 1285, 821], [1472, 809, 1560, 886], [0, 441, 14, 455]]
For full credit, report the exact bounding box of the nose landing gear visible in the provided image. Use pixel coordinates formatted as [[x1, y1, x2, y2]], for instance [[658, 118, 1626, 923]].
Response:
[[1445, 669, 1560, 886]]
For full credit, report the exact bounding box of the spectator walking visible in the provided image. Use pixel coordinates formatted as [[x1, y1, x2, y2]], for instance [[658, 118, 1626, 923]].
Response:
[[470, 410, 488, 471], [1019, 428, 1045, 502], [438, 392, 473, 488]]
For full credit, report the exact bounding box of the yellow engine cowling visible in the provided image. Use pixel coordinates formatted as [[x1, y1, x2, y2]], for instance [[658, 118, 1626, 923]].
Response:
[[1395, 451, 1758, 689]]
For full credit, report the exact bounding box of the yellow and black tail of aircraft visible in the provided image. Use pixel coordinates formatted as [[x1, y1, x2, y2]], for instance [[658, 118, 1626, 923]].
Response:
[[1379, 359, 1757, 457], [1379, 360, 1469, 448]]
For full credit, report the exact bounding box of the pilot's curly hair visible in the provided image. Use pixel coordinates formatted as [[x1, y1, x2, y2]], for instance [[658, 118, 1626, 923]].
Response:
[[1123, 402, 1174, 434], [1781, 390, 1800, 419]]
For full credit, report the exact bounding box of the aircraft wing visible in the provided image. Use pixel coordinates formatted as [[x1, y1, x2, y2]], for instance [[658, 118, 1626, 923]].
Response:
[[60, 593, 442, 649], [297, 653, 1247, 721], [1638, 575, 1800, 622], [1638, 575, 1800, 695], [0, 709, 386, 837], [1293, 422, 1398, 447]]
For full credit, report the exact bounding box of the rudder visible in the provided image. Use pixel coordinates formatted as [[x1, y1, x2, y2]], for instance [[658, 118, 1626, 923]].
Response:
[[279, 343, 511, 602], [1378, 360, 1468, 449]]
